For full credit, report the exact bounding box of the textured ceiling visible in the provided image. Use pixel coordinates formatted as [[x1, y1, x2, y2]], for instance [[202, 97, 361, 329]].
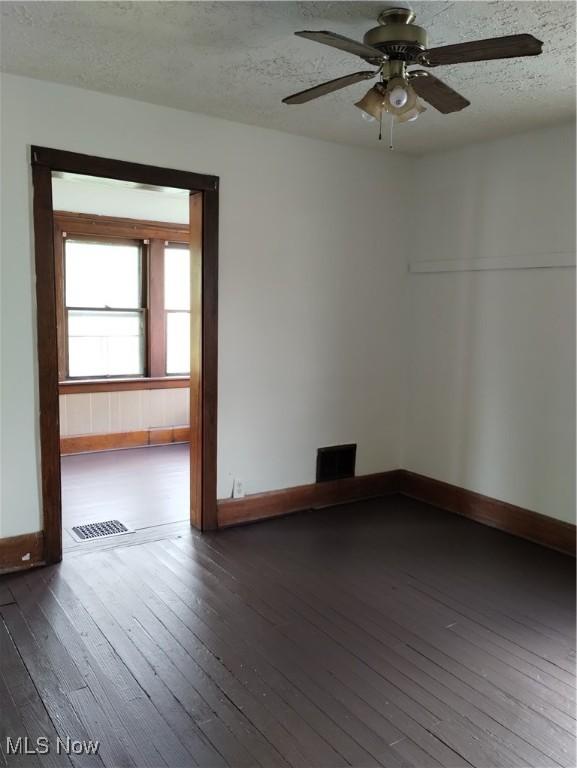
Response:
[[1, 1, 575, 154]]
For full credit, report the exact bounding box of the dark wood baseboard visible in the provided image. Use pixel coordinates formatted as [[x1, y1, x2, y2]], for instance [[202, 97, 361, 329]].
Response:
[[3, 467, 572, 573], [399, 470, 576, 557], [0, 532, 45, 574], [218, 468, 575, 556], [217, 470, 403, 527], [60, 426, 190, 455]]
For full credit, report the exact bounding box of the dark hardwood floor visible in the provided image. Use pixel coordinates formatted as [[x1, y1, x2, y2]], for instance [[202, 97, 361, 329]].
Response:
[[1, 496, 575, 767], [61, 444, 189, 548]]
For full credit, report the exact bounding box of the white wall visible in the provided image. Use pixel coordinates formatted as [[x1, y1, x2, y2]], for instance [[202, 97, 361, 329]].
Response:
[[402, 123, 576, 524], [0, 74, 411, 537], [52, 176, 189, 224], [1, 74, 573, 539]]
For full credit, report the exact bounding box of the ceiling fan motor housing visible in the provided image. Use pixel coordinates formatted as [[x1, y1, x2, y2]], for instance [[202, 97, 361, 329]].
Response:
[[364, 8, 427, 62]]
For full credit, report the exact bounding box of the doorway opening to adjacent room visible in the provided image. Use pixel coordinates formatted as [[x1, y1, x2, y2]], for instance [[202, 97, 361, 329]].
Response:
[[31, 147, 219, 564]]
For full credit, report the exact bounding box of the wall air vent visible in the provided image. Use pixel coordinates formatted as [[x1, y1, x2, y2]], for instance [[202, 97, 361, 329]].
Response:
[[316, 444, 356, 483]]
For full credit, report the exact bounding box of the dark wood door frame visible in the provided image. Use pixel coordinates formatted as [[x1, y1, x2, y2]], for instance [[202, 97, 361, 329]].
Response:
[[31, 146, 219, 565]]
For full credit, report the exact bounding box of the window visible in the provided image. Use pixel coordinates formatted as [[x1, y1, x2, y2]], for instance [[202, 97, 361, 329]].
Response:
[[165, 244, 191, 375], [56, 213, 191, 387], [65, 239, 145, 378]]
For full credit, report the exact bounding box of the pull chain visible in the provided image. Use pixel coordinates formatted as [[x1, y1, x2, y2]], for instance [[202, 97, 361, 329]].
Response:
[[378, 110, 383, 141], [389, 115, 394, 151]]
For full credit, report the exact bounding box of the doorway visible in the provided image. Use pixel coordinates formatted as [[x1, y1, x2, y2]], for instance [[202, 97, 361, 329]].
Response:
[[31, 147, 219, 564]]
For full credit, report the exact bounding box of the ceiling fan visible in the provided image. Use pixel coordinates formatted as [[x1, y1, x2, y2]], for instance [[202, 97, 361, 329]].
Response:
[[282, 7, 543, 139]]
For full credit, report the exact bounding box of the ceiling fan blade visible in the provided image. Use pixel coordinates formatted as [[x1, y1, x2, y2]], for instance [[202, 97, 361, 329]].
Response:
[[295, 31, 384, 62], [283, 71, 376, 105], [409, 71, 470, 114], [421, 34, 542, 67]]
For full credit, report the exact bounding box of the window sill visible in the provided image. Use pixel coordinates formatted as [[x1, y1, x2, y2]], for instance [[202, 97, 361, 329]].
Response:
[[59, 377, 190, 394]]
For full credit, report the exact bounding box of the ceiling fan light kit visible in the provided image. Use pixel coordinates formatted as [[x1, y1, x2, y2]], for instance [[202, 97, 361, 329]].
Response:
[[383, 76, 417, 115], [354, 84, 386, 121], [396, 102, 427, 124], [283, 7, 543, 145]]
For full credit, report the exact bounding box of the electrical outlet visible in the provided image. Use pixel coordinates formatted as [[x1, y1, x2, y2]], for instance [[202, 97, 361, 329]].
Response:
[[233, 478, 245, 498]]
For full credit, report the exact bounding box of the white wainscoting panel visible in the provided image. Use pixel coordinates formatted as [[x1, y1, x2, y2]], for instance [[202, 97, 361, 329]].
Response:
[[59, 388, 190, 436]]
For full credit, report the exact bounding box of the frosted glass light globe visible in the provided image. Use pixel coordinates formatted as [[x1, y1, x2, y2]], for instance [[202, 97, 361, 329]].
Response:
[[389, 87, 408, 108], [361, 110, 376, 123]]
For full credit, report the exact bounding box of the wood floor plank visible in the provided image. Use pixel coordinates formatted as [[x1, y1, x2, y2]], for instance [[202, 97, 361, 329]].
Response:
[[45, 566, 219, 767], [0, 606, 104, 768], [165, 541, 453, 730], [64, 556, 279, 768], [285, 528, 571, 760], [64, 685, 135, 768], [17, 696, 74, 768], [170, 541, 446, 733], [89, 552, 295, 768], [8, 573, 168, 768], [0, 673, 43, 768], [1, 491, 574, 768], [229, 517, 576, 722], [0, 583, 14, 606], [200, 525, 571, 767], [195, 540, 546, 766], [298, 533, 576, 689], [145, 540, 436, 764], [130, 545, 388, 766], [6, 578, 87, 693], [119, 545, 361, 768], [277, 543, 576, 725], [3, 582, 138, 768], [430, 718, 530, 768], [105, 549, 335, 768], [0, 621, 50, 768], [146, 541, 404, 768], [1, 612, 75, 768], [61, 444, 189, 535], [394, 562, 575, 668], [25, 567, 197, 767], [189, 535, 554, 768], [164, 539, 470, 768]]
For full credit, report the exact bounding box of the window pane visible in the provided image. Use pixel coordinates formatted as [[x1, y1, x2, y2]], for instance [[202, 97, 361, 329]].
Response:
[[166, 311, 190, 374], [65, 240, 141, 308], [68, 310, 144, 377], [164, 246, 190, 310]]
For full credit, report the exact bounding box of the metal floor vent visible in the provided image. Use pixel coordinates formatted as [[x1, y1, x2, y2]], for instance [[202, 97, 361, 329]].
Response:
[[71, 520, 132, 542]]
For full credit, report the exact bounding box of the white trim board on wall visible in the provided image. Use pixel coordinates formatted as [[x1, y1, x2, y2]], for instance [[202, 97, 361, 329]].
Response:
[[409, 252, 576, 274]]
